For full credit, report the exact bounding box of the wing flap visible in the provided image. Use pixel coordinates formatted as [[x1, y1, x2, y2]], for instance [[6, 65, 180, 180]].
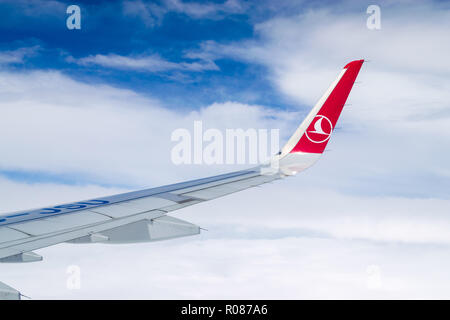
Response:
[[96, 215, 200, 243], [0, 251, 43, 263], [148, 215, 200, 241]]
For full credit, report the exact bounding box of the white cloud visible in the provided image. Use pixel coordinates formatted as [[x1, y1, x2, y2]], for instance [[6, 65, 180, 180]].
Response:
[[0, 68, 293, 187]]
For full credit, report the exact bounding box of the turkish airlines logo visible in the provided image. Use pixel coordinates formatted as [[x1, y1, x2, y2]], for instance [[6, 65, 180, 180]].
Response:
[[305, 115, 333, 143]]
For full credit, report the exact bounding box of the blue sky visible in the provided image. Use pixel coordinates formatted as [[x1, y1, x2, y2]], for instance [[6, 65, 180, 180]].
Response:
[[0, 0, 293, 111], [1, 0, 450, 299]]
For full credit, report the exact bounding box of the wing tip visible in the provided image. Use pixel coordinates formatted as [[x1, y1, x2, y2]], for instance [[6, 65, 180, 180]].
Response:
[[344, 59, 365, 69]]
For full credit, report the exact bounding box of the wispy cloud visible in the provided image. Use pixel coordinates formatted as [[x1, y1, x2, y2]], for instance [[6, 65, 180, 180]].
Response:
[[67, 53, 219, 73], [164, 0, 244, 18], [122, 0, 245, 26], [122, 0, 166, 27], [0, 46, 40, 65]]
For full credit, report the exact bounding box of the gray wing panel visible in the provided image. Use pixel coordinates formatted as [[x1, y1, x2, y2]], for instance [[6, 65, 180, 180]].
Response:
[[0, 227, 29, 243], [181, 174, 279, 200], [89, 197, 176, 218]]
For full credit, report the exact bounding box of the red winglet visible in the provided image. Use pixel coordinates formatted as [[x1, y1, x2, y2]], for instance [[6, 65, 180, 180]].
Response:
[[290, 59, 364, 154]]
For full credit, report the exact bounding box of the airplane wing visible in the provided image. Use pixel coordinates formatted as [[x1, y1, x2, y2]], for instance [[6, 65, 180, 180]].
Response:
[[0, 60, 364, 299]]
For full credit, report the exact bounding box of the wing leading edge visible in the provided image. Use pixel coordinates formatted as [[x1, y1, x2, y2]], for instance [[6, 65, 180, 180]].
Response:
[[0, 60, 364, 298]]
